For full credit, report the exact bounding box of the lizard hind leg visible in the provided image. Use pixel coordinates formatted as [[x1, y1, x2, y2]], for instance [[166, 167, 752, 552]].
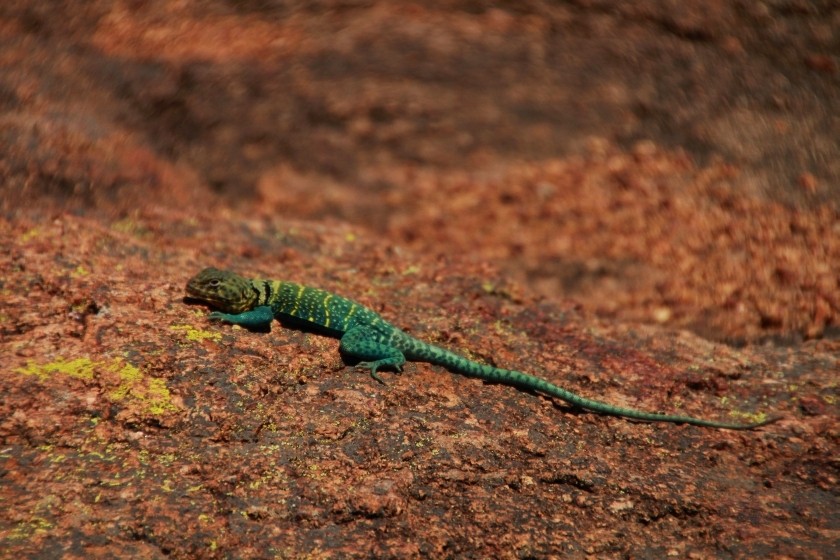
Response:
[[340, 326, 406, 384]]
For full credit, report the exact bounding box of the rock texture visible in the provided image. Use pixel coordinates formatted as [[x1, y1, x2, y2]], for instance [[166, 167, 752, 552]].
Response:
[[1, 2, 837, 558]]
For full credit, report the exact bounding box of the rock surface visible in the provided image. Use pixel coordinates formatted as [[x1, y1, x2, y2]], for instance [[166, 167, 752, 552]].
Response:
[[1, 2, 837, 558]]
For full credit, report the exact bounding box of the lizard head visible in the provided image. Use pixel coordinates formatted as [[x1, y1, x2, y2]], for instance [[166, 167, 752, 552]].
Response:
[[185, 267, 257, 313]]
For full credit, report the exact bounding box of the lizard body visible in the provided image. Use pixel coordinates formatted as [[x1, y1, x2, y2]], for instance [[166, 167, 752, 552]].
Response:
[[185, 267, 778, 430]]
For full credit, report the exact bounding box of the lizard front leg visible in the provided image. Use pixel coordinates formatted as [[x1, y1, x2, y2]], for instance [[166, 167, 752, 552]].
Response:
[[208, 305, 275, 330]]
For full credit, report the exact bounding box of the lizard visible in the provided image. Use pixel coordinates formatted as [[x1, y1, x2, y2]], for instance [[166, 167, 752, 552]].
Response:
[[185, 267, 779, 430]]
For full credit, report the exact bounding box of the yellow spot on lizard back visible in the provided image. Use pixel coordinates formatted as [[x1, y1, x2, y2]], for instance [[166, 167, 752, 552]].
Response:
[[323, 294, 333, 327], [291, 284, 305, 314], [346, 303, 358, 322]]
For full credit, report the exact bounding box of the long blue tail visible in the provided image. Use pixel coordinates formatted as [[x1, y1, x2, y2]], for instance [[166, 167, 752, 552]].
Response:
[[402, 338, 778, 430]]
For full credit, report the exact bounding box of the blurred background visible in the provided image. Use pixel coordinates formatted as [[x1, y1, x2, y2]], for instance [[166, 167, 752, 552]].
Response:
[[2, 0, 838, 343]]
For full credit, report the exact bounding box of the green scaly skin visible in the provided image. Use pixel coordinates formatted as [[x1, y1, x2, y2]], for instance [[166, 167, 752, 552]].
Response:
[[185, 267, 780, 430]]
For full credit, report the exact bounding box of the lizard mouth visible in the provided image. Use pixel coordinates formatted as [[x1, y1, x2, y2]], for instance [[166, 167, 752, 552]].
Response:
[[183, 284, 251, 314], [183, 282, 228, 310], [184, 282, 210, 301], [183, 291, 226, 312], [183, 293, 215, 306]]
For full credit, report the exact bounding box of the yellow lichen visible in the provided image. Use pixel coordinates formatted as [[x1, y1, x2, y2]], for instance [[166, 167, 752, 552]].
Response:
[[20, 227, 41, 242], [156, 453, 178, 466], [16, 358, 97, 381], [170, 324, 222, 342], [728, 410, 771, 425], [14, 357, 177, 416], [71, 265, 89, 277], [111, 218, 148, 237], [8, 516, 53, 541], [106, 360, 178, 415]]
